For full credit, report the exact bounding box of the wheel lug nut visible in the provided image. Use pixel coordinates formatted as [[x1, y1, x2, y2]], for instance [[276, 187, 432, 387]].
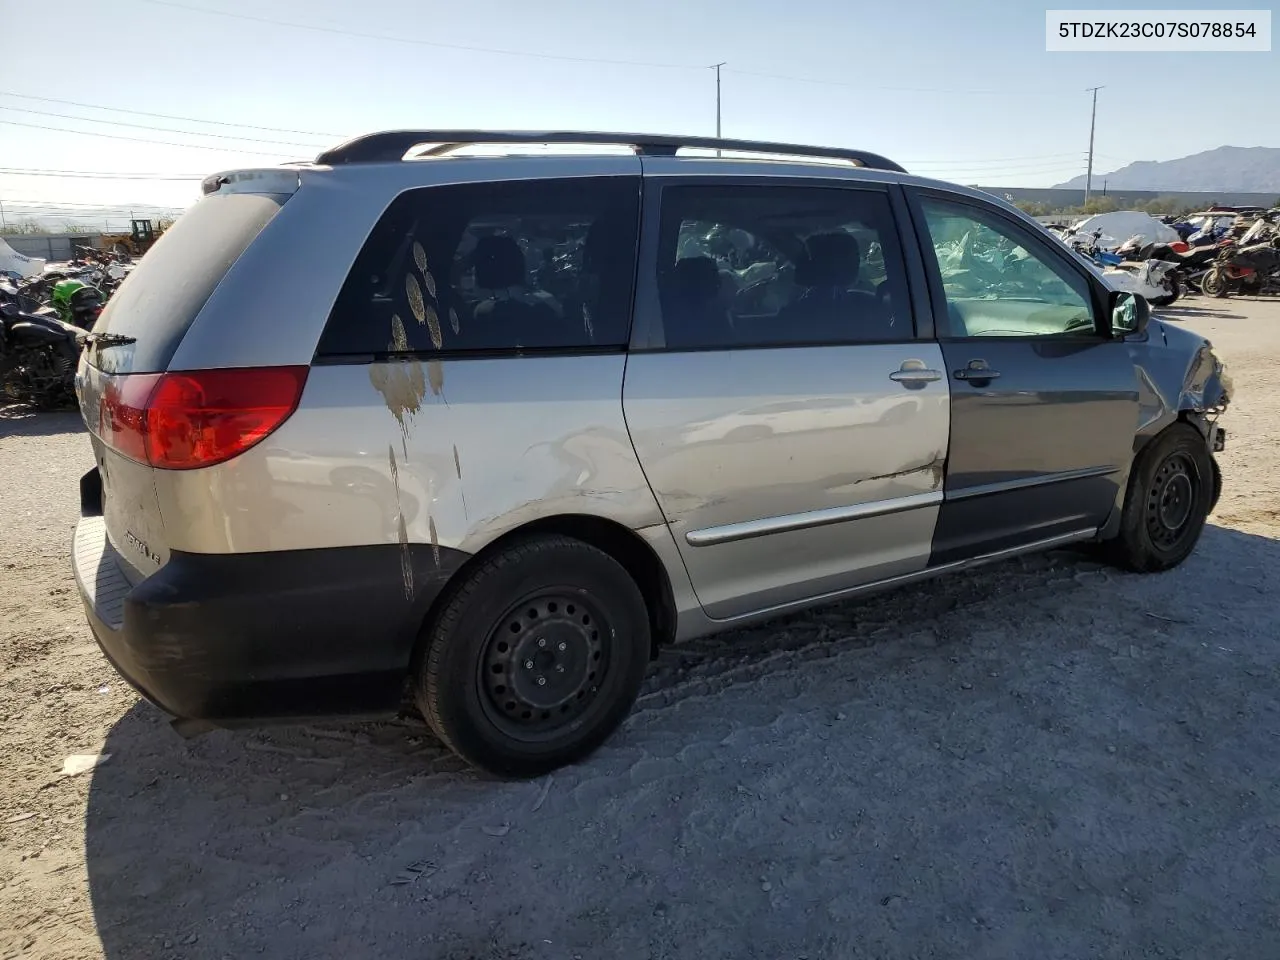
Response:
[[555, 665, 565, 673], [537, 638, 546, 648], [557, 642, 567, 652], [537, 676, 547, 686], [524, 660, 534, 670]]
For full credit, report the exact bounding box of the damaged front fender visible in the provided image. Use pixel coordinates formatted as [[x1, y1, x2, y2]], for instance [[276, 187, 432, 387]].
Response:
[[1130, 318, 1231, 448]]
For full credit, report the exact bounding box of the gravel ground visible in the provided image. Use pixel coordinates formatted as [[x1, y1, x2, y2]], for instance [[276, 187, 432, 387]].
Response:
[[2, 298, 1279, 960]]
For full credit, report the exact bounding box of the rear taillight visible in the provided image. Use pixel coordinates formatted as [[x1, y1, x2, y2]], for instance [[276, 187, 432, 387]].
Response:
[[98, 366, 308, 469]]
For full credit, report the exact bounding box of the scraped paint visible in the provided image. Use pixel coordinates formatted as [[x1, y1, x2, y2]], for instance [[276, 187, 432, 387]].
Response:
[[412, 241, 428, 276], [428, 515, 441, 568], [449, 307, 460, 335], [388, 445, 414, 600]]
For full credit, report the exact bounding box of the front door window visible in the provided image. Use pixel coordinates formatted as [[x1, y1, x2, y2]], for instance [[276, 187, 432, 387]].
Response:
[[918, 198, 1097, 338]]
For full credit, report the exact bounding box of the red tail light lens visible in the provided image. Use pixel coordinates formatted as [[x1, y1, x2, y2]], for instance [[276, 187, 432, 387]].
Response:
[[97, 366, 308, 470]]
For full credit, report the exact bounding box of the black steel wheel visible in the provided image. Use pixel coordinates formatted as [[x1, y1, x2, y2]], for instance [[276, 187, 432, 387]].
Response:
[[479, 591, 611, 738], [415, 535, 651, 778], [1105, 423, 1214, 572], [1144, 452, 1198, 552]]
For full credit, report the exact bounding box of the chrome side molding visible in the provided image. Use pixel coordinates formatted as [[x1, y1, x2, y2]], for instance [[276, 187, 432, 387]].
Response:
[[685, 490, 943, 547]]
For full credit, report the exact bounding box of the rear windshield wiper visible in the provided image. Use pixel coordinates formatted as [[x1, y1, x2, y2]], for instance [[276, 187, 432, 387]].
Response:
[[79, 332, 137, 349]]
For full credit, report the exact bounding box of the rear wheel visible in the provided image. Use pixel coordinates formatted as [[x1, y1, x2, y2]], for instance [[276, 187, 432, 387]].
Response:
[[415, 535, 650, 777], [1201, 267, 1228, 298], [1105, 423, 1214, 573], [1148, 278, 1181, 307]]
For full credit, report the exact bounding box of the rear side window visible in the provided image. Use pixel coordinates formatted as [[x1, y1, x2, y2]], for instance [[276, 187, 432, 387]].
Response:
[[94, 192, 284, 373], [318, 176, 641, 357], [654, 184, 912, 350]]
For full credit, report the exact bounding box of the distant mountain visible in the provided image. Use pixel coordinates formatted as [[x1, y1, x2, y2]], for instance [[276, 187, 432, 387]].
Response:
[[1055, 146, 1280, 193]]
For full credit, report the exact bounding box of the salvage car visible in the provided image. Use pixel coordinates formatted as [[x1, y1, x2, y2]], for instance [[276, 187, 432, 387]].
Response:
[[70, 131, 1231, 776]]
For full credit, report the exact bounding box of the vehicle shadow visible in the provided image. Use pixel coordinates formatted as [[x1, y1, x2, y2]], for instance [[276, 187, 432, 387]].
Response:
[[0, 405, 84, 439], [1156, 304, 1248, 321], [84, 522, 1280, 959]]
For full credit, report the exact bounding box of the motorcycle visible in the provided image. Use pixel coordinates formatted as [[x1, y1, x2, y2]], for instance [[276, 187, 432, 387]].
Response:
[[49, 278, 106, 330], [0, 283, 83, 409], [1070, 231, 1182, 306], [1200, 240, 1280, 298], [1117, 236, 1225, 294]]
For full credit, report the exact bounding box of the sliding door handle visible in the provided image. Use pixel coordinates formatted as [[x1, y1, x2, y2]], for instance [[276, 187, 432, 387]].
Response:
[[889, 369, 942, 384], [890, 359, 942, 389]]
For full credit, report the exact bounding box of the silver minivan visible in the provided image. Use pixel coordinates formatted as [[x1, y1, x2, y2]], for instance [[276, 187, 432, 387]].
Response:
[[71, 131, 1230, 776]]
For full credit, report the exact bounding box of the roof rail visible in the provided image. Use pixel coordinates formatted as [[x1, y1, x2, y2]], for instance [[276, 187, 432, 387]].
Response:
[[313, 130, 906, 173]]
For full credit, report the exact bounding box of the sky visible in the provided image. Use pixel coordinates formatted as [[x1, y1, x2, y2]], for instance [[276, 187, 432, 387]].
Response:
[[1, 0, 1276, 225]]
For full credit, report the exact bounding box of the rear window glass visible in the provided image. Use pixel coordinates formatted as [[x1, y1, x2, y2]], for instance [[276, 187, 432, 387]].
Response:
[[317, 176, 641, 357], [93, 192, 284, 373], [655, 184, 912, 349]]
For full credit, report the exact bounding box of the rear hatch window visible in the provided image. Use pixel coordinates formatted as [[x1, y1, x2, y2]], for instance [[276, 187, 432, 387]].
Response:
[[91, 191, 285, 374]]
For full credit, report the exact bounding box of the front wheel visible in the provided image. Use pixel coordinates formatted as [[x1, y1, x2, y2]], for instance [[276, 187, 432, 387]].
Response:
[[415, 535, 651, 777], [1148, 278, 1181, 307], [1104, 423, 1215, 573], [1200, 267, 1229, 298]]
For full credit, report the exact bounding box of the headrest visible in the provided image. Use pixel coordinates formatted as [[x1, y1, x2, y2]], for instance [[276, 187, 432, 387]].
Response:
[[669, 257, 721, 302], [473, 235, 526, 288], [795, 232, 861, 287]]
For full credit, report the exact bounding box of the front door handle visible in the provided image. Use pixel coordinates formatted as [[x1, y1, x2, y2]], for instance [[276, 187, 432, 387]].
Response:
[[889, 359, 942, 389], [954, 360, 1001, 382]]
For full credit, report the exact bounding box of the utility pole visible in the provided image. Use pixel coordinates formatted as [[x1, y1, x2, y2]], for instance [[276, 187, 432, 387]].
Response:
[[711, 62, 726, 153], [1084, 86, 1103, 205]]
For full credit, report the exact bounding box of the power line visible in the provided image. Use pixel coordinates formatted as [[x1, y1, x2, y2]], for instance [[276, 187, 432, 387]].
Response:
[[922, 164, 1088, 176], [137, 0, 701, 69], [0, 91, 343, 138], [912, 160, 1088, 175], [0, 106, 329, 149], [903, 152, 1085, 166], [1, 198, 186, 209], [0, 119, 304, 158], [0, 168, 202, 180], [724, 67, 1076, 96]]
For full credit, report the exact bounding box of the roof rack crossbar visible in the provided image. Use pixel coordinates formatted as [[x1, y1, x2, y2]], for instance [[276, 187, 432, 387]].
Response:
[[314, 130, 906, 173]]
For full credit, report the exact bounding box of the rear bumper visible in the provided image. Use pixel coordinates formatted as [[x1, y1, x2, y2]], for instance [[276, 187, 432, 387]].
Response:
[[71, 474, 469, 724]]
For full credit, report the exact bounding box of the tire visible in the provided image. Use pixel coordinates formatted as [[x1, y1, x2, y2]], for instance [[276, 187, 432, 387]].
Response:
[[1105, 423, 1214, 573], [1148, 278, 1181, 307], [1201, 267, 1229, 298], [415, 535, 651, 777]]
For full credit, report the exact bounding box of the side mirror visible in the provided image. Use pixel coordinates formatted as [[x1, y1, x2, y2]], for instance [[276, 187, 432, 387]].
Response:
[[1109, 290, 1149, 337]]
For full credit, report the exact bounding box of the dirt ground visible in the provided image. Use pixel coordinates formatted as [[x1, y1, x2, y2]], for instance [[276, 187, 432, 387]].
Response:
[[2, 297, 1279, 960]]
